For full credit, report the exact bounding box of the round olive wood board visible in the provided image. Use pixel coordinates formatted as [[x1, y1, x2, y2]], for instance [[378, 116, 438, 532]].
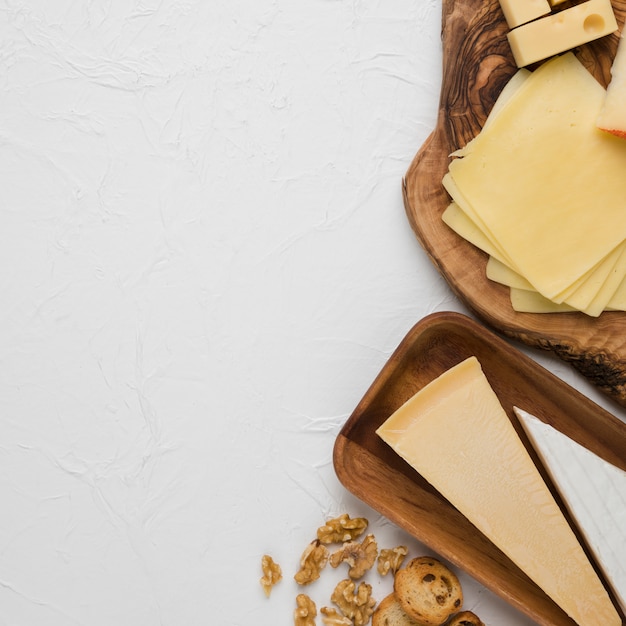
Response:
[[403, 0, 626, 407], [333, 311, 626, 625]]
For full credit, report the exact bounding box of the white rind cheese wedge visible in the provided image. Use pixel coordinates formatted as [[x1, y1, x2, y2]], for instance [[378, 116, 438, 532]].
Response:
[[376, 357, 621, 626], [514, 407, 626, 615], [598, 30, 626, 138]]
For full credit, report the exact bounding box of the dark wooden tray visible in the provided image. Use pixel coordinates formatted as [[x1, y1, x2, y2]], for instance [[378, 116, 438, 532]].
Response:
[[403, 0, 626, 406], [333, 311, 626, 625]]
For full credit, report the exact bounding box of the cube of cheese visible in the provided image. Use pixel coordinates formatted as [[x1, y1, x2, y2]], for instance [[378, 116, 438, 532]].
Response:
[[507, 0, 617, 67]]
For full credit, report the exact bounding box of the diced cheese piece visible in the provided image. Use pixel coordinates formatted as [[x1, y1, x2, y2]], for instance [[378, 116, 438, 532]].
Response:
[[598, 30, 626, 138], [376, 357, 621, 626], [507, 0, 617, 68], [447, 52, 626, 301], [497, 0, 551, 29], [515, 407, 626, 614]]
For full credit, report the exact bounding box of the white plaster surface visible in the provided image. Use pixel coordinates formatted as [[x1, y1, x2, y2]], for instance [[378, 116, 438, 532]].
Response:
[[0, 1, 623, 624]]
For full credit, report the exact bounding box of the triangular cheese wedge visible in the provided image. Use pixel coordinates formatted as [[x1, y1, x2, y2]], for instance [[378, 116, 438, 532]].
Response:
[[514, 407, 626, 614], [376, 357, 621, 626]]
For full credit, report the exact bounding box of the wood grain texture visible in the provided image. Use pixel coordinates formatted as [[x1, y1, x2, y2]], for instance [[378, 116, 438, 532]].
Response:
[[403, 0, 626, 406], [333, 311, 626, 625]]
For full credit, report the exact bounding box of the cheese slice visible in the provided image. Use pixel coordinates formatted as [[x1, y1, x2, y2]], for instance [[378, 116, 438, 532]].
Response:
[[514, 407, 626, 614], [447, 52, 626, 301], [510, 287, 577, 313], [487, 257, 626, 313], [376, 357, 621, 626]]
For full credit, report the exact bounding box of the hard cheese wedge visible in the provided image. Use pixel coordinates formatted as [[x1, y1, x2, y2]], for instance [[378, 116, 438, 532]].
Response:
[[376, 357, 621, 626], [514, 407, 626, 614], [446, 52, 626, 308]]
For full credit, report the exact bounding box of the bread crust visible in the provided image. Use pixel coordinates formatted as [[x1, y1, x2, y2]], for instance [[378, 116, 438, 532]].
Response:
[[393, 556, 463, 626], [372, 593, 428, 626], [446, 610, 485, 626]]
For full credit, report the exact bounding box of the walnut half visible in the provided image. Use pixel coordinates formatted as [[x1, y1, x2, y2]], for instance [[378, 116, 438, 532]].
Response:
[[330, 533, 378, 579], [317, 513, 368, 544], [260, 554, 282, 597], [377, 545, 408, 577], [320, 606, 353, 625], [331, 578, 376, 626], [294, 594, 317, 626], [294, 539, 329, 585]]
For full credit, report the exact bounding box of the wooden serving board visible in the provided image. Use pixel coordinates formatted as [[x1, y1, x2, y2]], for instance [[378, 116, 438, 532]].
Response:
[[403, 0, 626, 406], [333, 311, 626, 625]]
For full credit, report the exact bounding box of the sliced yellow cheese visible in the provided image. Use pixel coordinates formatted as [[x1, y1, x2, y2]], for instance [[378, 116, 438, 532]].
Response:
[[376, 357, 621, 626], [507, 0, 617, 67], [442, 203, 509, 265], [510, 287, 577, 313], [447, 52, 626, 301], [553, 241, 626, 316], [510, 283, 626, 313], [608, 276, 626, 310], [486, 256, 534, 290]]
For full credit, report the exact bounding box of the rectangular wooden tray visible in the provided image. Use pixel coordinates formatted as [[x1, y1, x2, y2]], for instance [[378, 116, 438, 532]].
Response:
[[333, 311, 626, 625]]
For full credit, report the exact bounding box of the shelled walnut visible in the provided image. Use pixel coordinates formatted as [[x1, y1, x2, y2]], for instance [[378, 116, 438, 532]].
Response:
[[294, 539, 329, 585], [260, 554, 282, 597], [317, 513, 368, 544], [320, 606, 353, 625], [294, 594, 317, 626], [330, 578, 376, 626], [377, 545, 408, 577], [330, 533, 378, 579]]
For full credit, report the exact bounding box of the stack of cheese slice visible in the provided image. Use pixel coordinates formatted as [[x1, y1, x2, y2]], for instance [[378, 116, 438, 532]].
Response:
[[376, 357, 622, 626], [442, 52, 626, 316]]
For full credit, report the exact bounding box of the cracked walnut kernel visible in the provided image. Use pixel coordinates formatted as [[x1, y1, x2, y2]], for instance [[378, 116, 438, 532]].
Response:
[[320, 606, 353, 626], [331, 578, 376, 626], [259, 554, 282, 597], [330, 533, 378, 579], [294, 594, 317, 626], [294, 539, 329, 585], [317, 513, 368, 544], [377, 545, 408, 577]]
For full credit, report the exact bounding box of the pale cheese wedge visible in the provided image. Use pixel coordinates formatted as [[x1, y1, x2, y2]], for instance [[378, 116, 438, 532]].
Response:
[[376, 357, 621, 626], [515, 407, 626, 614], [447, 52, 626, 301]]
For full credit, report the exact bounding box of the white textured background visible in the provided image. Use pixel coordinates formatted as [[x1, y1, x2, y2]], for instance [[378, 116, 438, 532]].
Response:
[[0, 1, 622, 624]]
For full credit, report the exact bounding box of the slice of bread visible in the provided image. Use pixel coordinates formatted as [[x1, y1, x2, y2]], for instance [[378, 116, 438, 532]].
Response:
[[393, 556, 463, 626], [372, 593, 429, 626], [446, 610, 485, 626]]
